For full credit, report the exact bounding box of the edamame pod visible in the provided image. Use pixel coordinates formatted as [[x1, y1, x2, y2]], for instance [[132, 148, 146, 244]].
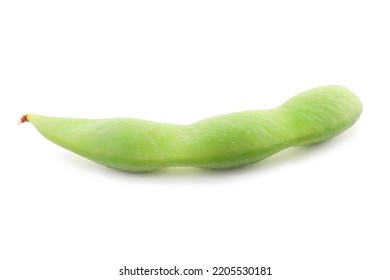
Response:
[[21, 85, 362, 172]]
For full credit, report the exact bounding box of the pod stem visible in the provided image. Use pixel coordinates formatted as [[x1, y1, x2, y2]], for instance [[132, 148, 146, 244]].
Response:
[[18, 114, 29, 125]]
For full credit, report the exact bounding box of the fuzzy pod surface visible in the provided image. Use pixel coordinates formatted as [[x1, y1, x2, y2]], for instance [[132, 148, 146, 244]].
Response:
[[21, 85, 362, 172]]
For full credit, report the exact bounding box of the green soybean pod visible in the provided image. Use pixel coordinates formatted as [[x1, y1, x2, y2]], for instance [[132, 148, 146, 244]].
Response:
[[20, 85, 362, 172]]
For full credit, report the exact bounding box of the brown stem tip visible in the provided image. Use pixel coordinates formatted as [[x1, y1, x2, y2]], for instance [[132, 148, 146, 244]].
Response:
[[18, 114, 29, 125]]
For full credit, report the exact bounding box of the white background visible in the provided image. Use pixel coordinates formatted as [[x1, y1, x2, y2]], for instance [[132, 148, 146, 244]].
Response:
[[1, 1, 389, 279]]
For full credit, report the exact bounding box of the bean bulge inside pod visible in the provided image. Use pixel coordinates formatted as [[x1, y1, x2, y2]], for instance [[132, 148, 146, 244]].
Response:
[[20, 85, 362, 172]]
